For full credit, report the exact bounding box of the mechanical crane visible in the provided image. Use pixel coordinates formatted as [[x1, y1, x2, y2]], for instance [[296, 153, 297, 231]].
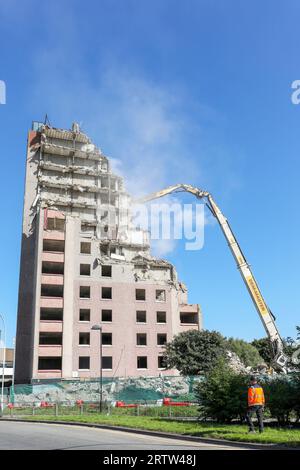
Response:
[[135, 183, 288, 372]]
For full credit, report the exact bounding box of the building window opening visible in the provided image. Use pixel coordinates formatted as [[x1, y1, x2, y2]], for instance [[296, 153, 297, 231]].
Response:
[[137, 333, 147, 346], [38, 357, 62, 370], [101, 265, 112, 277], [158, 356, 165, 369], [101, 287, 112, 299], [136, 311, 146, 323], [79, 309, 90, 322], [39, 332, 62, 345], [43, 239, 65, 253], [180, 312, 198, 324], [102, 356, 112, 369], [80, 242, 91, 254], [157, 333, 167, 346], [42, 261, 64, 275], [102, 309, 112, 322], [155, 289, 166, 302], [46, 218, 65, 231], [136, 289, 146, 301], [79, 332, 90, 345], [102, 332, 112, 345], [41, 284, 63, 298], [80, 286, 90, 298], [156, 311, 166, 323], [79, 356, 90, 370], [137, 356, 147, 369], [80, 264, 91, 276], [40, 308, 63, 321]]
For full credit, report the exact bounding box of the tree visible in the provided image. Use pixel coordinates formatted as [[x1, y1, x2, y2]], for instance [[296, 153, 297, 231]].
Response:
[[262, 376, 297, 425], [226, 337, 264, 367], [251, 338, 272, 366], [195, 359, 248, 423], [162, 329, 227, 375]]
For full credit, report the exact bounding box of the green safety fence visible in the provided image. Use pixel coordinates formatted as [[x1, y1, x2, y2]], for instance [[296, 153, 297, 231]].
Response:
[[4, 375, 203, 405]]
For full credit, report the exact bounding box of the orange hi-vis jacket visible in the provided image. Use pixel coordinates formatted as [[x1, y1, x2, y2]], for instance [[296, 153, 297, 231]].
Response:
[[248, 384, 265, 407]]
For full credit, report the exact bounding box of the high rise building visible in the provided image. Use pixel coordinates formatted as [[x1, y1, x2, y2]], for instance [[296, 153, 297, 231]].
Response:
[[15, 122, 201, 383]]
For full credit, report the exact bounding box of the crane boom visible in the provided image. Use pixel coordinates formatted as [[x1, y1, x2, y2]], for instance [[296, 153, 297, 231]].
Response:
[[135, 183, 288, 372]]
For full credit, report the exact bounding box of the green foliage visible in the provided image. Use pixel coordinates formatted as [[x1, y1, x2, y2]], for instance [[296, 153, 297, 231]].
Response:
[[227, 337, 264, 367], [163, 329, 227, 375], [195, 359, 248, 423], [262, 374, 300, 425], [196, 356, 300, 426], [251, 338, 272, 366]]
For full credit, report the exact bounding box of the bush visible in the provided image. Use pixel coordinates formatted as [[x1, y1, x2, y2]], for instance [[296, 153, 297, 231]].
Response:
[[196, 361, 300, 426], [163, 329, 227, 375], [262, 374, 300, 425], [195, 359, 248, 423]]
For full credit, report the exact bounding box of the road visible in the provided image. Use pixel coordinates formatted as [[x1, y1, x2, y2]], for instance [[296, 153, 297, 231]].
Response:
[[0, 421, 255, 450]]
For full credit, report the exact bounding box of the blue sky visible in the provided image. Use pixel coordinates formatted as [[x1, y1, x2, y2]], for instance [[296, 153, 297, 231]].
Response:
[[0, 0, 300, 347]]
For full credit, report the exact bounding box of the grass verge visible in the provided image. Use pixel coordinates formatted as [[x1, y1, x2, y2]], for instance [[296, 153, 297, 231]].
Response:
[[17, 414, 300, 447]]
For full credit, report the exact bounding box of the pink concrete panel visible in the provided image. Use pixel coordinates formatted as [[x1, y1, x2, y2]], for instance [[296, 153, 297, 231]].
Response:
[[38, 345, 62, 357], [47, 209, 65, 219], [40, 297, 63, 309], [41, 274, 64, 285], [179, 304, 198, 312], [42, 252, 64, 263], [36, 371, 62, 379], [39, 321, 63, 333], [43, 230, 65, 240], [180, 324, 199, 331]]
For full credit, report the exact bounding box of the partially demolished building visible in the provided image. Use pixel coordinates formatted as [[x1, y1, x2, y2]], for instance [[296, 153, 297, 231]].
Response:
[[15, 122, 201, 383]]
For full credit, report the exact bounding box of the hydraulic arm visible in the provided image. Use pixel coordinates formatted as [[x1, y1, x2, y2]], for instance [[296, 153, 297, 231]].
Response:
[[135, 183, 288, 372]]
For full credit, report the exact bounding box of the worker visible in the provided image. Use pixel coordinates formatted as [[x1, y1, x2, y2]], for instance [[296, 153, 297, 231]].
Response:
[[246, 376, 265, 433]]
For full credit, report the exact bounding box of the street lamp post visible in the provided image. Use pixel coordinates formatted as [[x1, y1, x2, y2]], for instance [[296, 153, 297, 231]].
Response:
[[91, 324, 102, 413], [11, 337, 16, 404], [0, 313, 6, 416]]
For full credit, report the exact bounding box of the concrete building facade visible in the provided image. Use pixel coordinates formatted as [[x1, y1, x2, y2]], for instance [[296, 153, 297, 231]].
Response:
[[15, 122, 201, 383]]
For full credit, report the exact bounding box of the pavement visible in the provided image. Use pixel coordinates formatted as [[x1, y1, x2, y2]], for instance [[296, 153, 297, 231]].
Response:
[[0, 420, 256, 450]]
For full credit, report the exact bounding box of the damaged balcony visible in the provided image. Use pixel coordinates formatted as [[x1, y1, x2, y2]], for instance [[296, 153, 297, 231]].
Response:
[[38, 176, 122, 196], [39, 160, 111, 177], [40, 195, 98, 210], [41, 141, 106, 162], [43, 126, 91, 143]]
